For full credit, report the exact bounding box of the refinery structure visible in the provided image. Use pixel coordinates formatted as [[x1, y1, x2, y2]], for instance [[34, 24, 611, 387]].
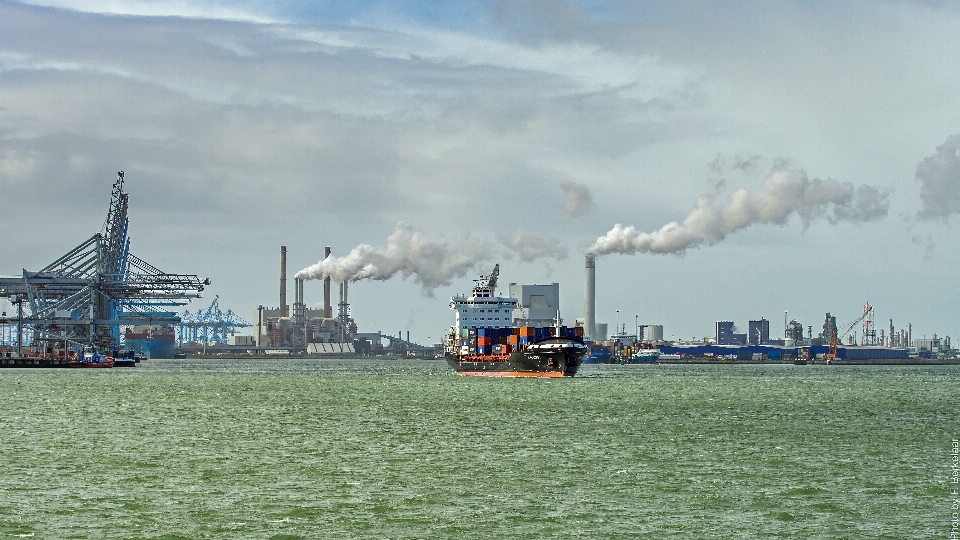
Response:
[[580, 254, 954, 363]]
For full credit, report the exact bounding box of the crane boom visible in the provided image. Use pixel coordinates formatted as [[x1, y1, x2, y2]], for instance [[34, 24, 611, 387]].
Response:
[[826, 304, 874, 362]]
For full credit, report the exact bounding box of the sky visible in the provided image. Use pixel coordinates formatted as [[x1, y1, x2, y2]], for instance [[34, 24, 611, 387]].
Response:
[[2, 0, 960, 345]]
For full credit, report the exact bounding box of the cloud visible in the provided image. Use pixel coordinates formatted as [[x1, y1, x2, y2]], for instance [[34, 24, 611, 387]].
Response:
[[916, 134, 960, 220], [558, 180, 594, 218], [17, 0, 279, 23], [294, 222, 493, 295], [589, 168, 889, 256], [498, 231, 568, 262]]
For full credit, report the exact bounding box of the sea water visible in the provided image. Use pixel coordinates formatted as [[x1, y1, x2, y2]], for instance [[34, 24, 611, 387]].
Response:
[[0, 359, 955, 539]]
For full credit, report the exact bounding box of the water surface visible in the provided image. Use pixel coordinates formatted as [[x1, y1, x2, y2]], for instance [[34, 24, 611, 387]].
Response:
[[0, 359, 954, 538]]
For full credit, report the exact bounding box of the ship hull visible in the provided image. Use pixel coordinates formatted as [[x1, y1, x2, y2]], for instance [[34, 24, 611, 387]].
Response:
[[125, 338, 175, 359], [446, 338, 587, 377]]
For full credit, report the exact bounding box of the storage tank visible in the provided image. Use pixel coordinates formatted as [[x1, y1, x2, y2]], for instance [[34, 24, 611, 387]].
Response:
[[644, 325, 664, 342]]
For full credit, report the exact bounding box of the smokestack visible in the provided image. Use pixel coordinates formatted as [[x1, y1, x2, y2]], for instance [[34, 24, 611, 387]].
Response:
[[280, 246, 288, 317], [584, 253, 596, 339], [323, 247, 332, 318]]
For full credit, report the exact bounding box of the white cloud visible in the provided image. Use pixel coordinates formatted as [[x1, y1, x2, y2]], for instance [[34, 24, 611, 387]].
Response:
[[17, 0, 280, 23], [916, 135, 960, 220]]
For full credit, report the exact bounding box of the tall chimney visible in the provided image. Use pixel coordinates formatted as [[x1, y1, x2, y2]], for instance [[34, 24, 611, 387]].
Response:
[[280, 245, 288, 317], [584, 253, 596, 339], [323, 246, 332, 318]]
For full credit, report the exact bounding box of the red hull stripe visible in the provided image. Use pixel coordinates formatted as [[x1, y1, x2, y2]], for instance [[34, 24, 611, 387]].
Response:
[[455, 371, 564, 378]]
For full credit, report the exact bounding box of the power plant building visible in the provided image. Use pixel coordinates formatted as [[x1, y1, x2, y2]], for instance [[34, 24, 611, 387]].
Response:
[[255, 245, 357, 349], [509, 282, 560, 327]]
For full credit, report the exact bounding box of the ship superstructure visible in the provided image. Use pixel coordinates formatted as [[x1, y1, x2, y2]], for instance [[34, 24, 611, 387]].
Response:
[[449, 265, 518, 331]]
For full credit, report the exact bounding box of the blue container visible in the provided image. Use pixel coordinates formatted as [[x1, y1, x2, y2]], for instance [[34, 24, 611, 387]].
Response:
[[477, 346, 487, 355], [461, 338, 468, 346], [519, 337, 528, 345], [477, 328, 486, 337]]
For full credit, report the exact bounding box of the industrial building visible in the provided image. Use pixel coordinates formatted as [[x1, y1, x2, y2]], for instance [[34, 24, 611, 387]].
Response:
[[716, 321, 746, 345], [509, 282, 560, 327], [748, 319, 770, 345]]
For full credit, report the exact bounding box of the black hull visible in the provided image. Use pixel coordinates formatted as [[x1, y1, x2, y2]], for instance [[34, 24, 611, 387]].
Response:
[[446, 338, 587, 377]]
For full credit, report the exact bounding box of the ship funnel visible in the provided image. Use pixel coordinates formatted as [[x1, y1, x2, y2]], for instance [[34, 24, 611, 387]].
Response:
[[584, 253, 596, 339]]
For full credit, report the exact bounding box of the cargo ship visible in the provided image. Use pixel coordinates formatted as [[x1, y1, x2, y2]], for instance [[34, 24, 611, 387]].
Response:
[[124, 324, 176, 359], [444, 265, 588, 377]]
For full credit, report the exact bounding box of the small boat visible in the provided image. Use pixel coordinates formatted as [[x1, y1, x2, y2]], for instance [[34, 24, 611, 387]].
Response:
[[66, 346, 115, 368], [631, 346, 661, 363]]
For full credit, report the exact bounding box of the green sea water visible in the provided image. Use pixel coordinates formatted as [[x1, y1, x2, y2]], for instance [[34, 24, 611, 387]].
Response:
[[0, 359, 956, 539]]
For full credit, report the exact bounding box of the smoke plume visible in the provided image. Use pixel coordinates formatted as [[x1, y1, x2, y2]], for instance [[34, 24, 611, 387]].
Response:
[[498, 231, 569, 262], [589, 168, 889, 256], [295, 222, 492, 294], [916, 134, 960, 220], [559, 180, 594, 218]]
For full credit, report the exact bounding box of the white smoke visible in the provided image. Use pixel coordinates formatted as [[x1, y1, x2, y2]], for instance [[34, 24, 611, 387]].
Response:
[[559, 180, 594, 218], [916, 134, 960, 220], [498, 231, 569, 262], [295, 222, 493, 294], [589, 168, 889, 256]]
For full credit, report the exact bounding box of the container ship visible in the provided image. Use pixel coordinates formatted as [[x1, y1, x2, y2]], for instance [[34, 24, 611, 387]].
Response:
[[444, 265, 588, 377], [124, 324, 175, 359]]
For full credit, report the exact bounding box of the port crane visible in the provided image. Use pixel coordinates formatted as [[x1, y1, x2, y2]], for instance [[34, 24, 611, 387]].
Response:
[[0, 171, 209, 352], [179, 295, 250, 345], [825, 304, 874, 363]]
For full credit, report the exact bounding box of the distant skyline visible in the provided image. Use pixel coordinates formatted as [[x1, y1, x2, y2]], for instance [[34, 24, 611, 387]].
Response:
[[2, 1, 959, 344]]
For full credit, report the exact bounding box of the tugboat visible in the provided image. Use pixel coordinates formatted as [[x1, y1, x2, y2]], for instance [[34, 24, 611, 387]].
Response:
[[444, 265, 588, 377], [66, 346, 114, 368]]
